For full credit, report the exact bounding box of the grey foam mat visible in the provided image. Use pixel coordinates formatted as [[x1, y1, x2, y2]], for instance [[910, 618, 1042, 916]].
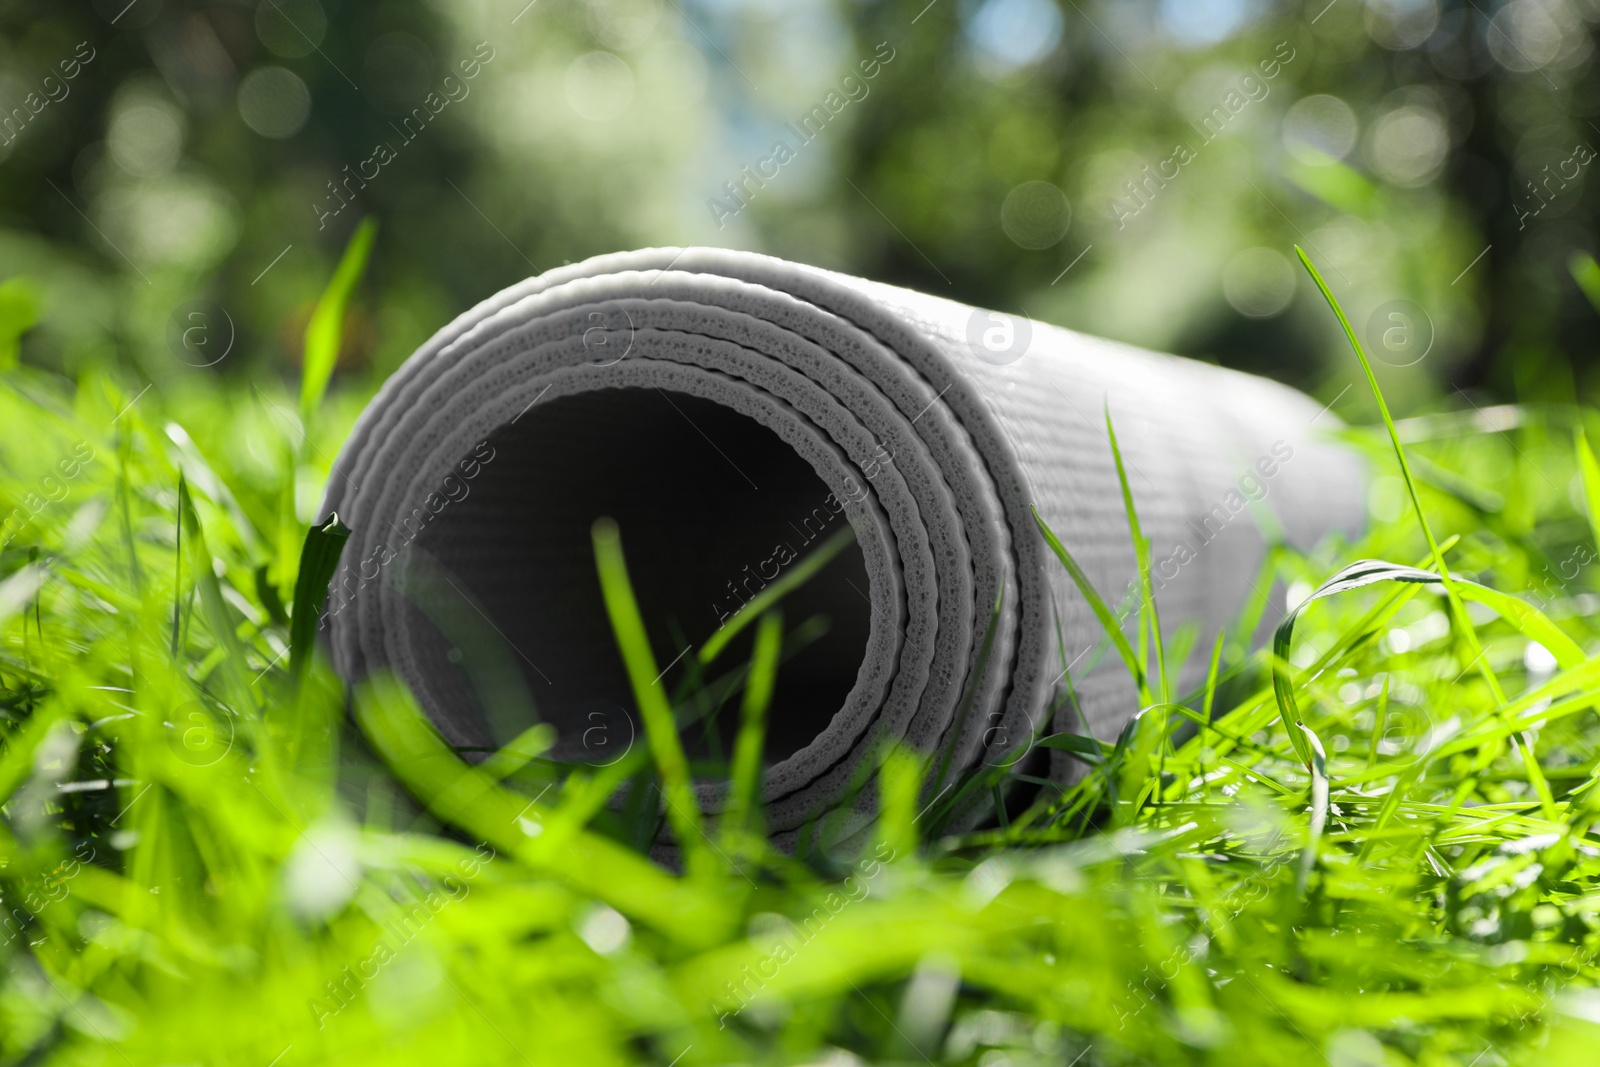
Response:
[[319, 247, 1366, 831]]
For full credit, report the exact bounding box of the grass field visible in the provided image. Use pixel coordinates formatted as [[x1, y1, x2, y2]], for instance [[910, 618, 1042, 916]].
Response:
[[4, 245, 1600, 1066]]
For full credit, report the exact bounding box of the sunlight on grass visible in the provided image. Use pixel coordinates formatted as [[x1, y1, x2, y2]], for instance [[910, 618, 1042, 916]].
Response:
[[3, 257, 1600, 1065]]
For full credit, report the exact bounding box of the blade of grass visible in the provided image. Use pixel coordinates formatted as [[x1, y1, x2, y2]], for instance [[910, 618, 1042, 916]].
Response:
[[1295, 245, 1504, 706], [1575, 429, 1600, 561], [1112, 703, 1176, 823], [353, 671, 728, 945], [723, 610, 782, 851], [1272, 557, 1582, 767], [1511, 731, 1558, 822], [1106, 402, 1168, 701], [1570, 251, 1600, 315], [1034, 732, 1110, 763], [1201, 630, 1225, 721], [177, 476, 254, 716], [1229, 547, 1280, 662], [300, 217, 377, 424], [1032, 504, 1150, 704], [877, 745, 923, 859], [289, 513, 350, 685], [478, 723, 558, 784], [699, 525, 855, 667], [1367, 675, 1390, 774], [1170, 630, 1228, 805], [1297, 723, 1329, 895], [591, 517, 711, 878]]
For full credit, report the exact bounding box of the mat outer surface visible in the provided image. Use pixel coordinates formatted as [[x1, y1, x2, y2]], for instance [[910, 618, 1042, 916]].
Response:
[[319, 247, 1366, 830]]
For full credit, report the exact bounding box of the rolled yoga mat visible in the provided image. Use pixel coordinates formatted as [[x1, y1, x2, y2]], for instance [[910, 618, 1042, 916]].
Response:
[[319, 247, 1366, 831]]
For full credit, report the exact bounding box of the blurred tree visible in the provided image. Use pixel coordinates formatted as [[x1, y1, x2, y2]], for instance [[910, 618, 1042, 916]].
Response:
[[0, 0, 1597, 411]]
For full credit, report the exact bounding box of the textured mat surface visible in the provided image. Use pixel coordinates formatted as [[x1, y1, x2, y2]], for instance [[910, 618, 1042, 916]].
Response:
[[319, 247, 1366, 830]]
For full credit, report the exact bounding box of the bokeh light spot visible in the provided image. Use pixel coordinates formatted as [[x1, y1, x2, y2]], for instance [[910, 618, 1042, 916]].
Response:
[[237, 67, 312, 139], [1000, 181, 1071, 249], [1368, 105, 1448, 187], [1283, 95, 1358, 164], [1223, 247, 1296, 318], [1364, 0, 1441, 51], [966, 0, 1064, 73], [109, 102, 183, 177], [565, 51, 636, 122]]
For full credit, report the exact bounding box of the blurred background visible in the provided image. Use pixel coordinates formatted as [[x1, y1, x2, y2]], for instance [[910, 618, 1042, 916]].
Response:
[[2, 0, 1599, 418]]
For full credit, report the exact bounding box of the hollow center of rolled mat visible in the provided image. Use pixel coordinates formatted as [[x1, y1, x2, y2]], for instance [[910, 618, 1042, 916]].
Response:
[[406, 386, 873, 769]]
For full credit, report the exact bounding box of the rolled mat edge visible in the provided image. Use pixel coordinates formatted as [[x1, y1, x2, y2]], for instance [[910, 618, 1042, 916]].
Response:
[[319, 247, 1366, 832]]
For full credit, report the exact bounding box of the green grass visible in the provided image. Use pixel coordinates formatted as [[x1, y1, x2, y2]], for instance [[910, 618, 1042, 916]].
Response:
[[5, 252, 1600, 1065]]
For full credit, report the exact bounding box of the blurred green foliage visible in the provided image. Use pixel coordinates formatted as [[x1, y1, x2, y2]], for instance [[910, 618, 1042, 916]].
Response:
[[1, 0, 1599, 412], [5, 323, 1600, 1064], [8, 3, 1600, 1064]]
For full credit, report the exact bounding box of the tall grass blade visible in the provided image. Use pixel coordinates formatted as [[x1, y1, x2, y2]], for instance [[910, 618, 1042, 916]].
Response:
[[1576, 429, 1600, 558], [289, 513, 350, 684], [353, 672, 728, 945], [1570, 251, 1600, 314], [1295, 245, 1504, 704], [699, 524, 855, 666], [299, 217, 377, 424], [1201, 630, 1225, 720], [1032, 504, 1149, 703], [176, 476, 254, 716], [1105, 403, 1167, 701], [724, 610, 782, 850], [1511, 731, 1559, 822], [591, 517, 710, 876], [1108, 703, 1176, 824], [877, 745, 923, 859], [1297, 723, 1329, 894], [1273, 558, 1582, 767]]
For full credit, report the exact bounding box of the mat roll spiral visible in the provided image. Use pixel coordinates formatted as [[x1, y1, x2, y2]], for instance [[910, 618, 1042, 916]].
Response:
[[319, 248, 1365, 830]]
